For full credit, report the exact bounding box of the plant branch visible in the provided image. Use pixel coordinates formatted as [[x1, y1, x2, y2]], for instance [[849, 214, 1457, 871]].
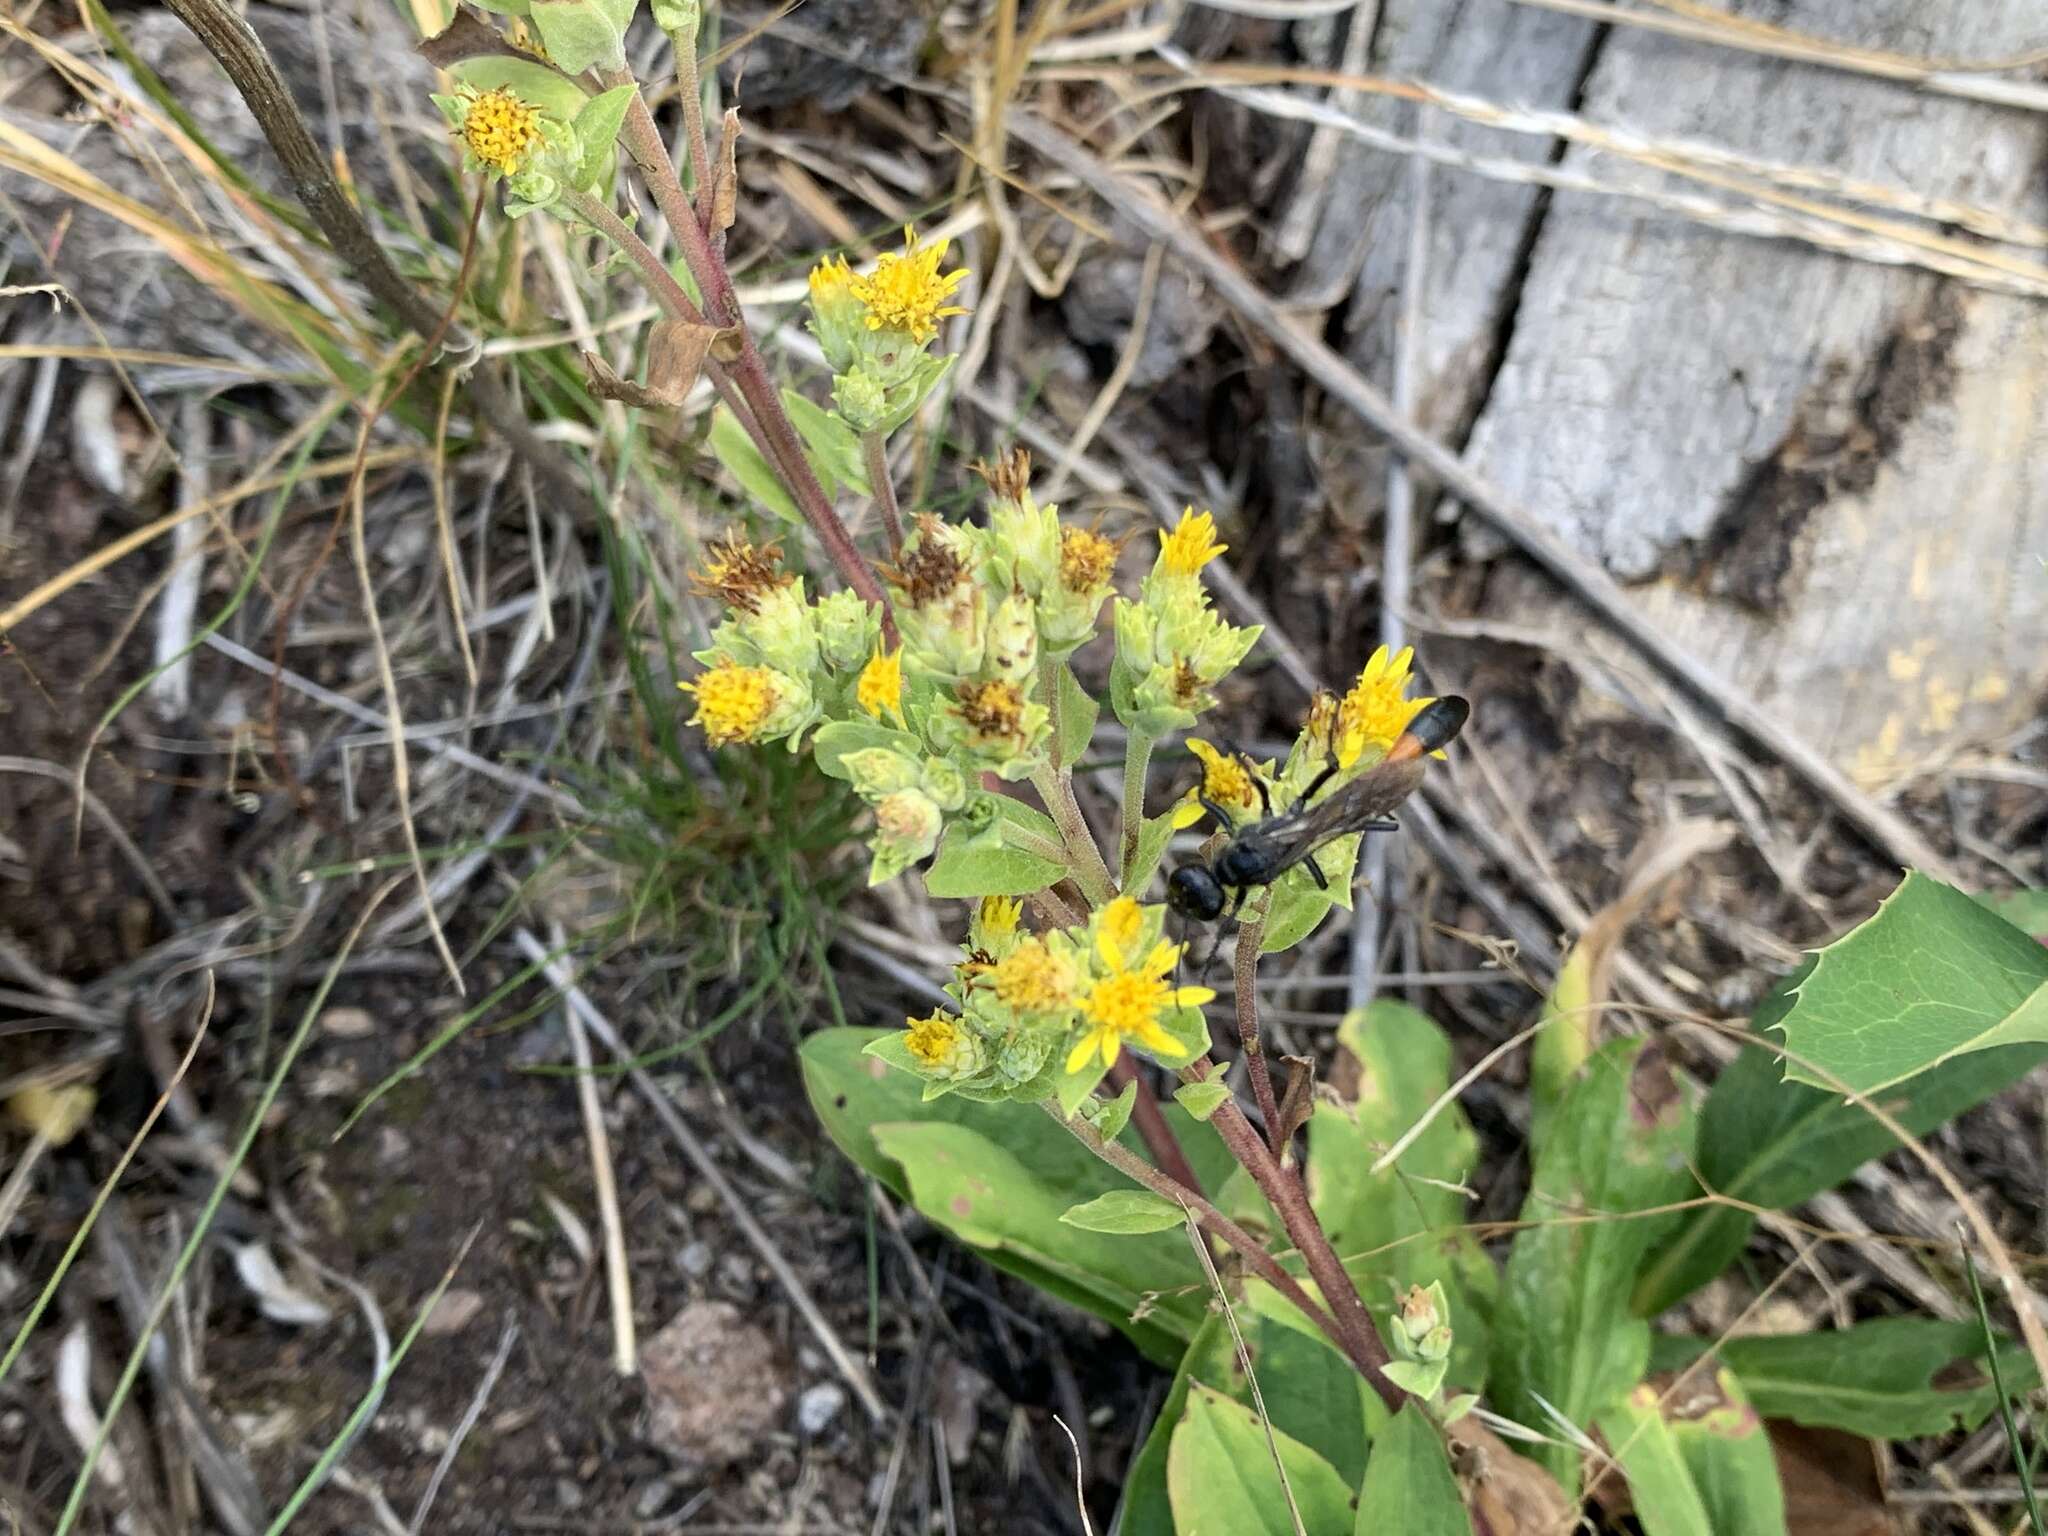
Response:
[[1107, 1055, 1203, 1198], [1233, 915, 1286, 1162], [1032, 764, 1115, 906], [864, 430, 905, 556], [1184, 1060, 1402, 1411], [1043, 1101, 1356, 1360], [163, 0, 589, 506], [605, 84, 893, 622]]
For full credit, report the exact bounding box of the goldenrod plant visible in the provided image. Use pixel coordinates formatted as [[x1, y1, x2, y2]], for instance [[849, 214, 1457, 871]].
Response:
[[128, 2, 2037, 1527]]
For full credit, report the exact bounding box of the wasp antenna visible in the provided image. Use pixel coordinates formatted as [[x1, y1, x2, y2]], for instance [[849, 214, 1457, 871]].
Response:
[[1388, 695, 1470, 761]]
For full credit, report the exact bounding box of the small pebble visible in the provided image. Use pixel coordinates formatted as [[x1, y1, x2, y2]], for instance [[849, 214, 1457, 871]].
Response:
[[634, 1478, 674, 1519], [319, 1007, 376, 1038], [797, 1383, 846, 1436], [677, 1240, 714, 1278], [555, 1478, 584, 1510]]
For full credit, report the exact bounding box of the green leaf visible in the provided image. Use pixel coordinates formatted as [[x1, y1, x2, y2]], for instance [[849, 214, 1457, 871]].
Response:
[[1127, 810, 1178, 899], [443, 57, 587, 122], [1776, 872, 2048, 1095], [1166, 1383, 1357, 1536], [1382, 1358, 1449, 1400], [1055, 664, 1099, 769], [1260, 832, 1360, 953], [570, 82, 637, 189], [1597, 1371, 1787, 1536], [1648, 1319, 2039, 1439], [1975, 888, 2048, 940], [799, 1028, 1214, 1359], [923, 823, 1067, 898], [1632, 961, 2048, 1317], [1491, 1039, 1697, 1496], [781, 389, 870, 498], [810, 721, 920, 781], [1060, 1189, 1186, 1235], [1530, 940, 1597, 1151], [1308, 1004, 1493, 1390], [1174, 1080, 1232, 1122], [708, 406, 801, 524], [1095, 1077, 1137, 1141], [528, 0, 634, 73], [1355, 1403, 1472, 1536]]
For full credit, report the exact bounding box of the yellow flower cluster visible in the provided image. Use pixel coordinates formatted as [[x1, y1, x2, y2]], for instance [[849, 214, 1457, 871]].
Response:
[[459, 86, 546, 176], [679, 660, 783, 747], [849, 228, 971, 343]]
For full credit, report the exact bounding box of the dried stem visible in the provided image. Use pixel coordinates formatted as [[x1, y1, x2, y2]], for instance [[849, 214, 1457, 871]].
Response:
[[864, 430, 905, 556]]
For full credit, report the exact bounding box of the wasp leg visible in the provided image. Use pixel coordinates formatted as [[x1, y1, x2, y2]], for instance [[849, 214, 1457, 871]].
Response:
[[1198, 793, 1237, 828], [1296, 758, 1339, 807], [1304, 855, 1328, 890], [1360, 816, 1399, 834]]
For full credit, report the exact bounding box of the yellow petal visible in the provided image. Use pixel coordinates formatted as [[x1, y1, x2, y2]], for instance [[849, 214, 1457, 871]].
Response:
[[1141, 940, 1180, 979], [1170, 796, 1206, 830], [1171, 986, 1218, 1008], [1065, 1032, 1099, 1075]]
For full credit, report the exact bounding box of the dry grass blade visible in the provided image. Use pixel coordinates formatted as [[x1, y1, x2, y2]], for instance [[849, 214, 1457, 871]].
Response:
[[1507, 0, 2048, 112], [553, 920, 637, 1377]]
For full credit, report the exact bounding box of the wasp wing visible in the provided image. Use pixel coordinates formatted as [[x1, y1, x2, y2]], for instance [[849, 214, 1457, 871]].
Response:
[[1257, 756, 1430, 880]]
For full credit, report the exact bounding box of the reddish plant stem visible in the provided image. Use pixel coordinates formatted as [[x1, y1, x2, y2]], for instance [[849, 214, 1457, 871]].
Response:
[[607, 86, 893, 624], [1232, 914, 1287, 1161], [1106, 1056, 1203, 1198], [1044, 1102, 1357, 1363], [1183, 1058, 1403, 1412]]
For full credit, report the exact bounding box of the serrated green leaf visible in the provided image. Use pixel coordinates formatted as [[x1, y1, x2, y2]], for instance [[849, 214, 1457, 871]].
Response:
[[443, 56, 588, 122], [800, 1028, 1226, 1361], [781, 389, 870, 498], [1309, 1004, 1493, 1390], [1648, 1319, 2038, 1439], [1056, 664, 1099, 769], [923, 823, 1067, 898], [809, 720, 919, 781], [570, 82, 636, 189], [1634, 959, 2048, 1317], [1260, 832, 1360, 952], [1492, 1039, 1697, 1497], [1174, 1080, 1232, 1121], [1597, 1369, 1786, 1536], [1777, 872, 2048, 1095], [1060, 1189, 1186, 1235], [708, 406, 801, 524], [1355, 1403, 1472, 1536], [1167, 1383, 1356, 1536]]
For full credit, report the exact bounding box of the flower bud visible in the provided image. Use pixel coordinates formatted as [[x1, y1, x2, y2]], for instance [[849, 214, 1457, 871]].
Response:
[[839, 746, 921, 799], [983, 590, 1039, 691]]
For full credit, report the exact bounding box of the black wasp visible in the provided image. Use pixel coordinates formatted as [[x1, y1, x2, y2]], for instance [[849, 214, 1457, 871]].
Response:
[[1165, 696, 1470, 924]]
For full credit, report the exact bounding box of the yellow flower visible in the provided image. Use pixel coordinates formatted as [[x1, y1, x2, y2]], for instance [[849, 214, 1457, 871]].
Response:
[[1059, 525, 1121, 593], [857, 644, 906, 725], [904, 1012, 958, 1067], [808, 254, 858, 303], [1171, 739, 1263, 829], [679, 660, 783, 747], [990, 939, 1075, 1012], [1095, 896, 1145, 968], [1335, 644, 1432, 770], [1068, 935, 1214, 1074], [979, 895, 1022, 940], [1157, 509, 1225, 578], [458, 86, 546, 177], [850, 227, 971, 344]]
